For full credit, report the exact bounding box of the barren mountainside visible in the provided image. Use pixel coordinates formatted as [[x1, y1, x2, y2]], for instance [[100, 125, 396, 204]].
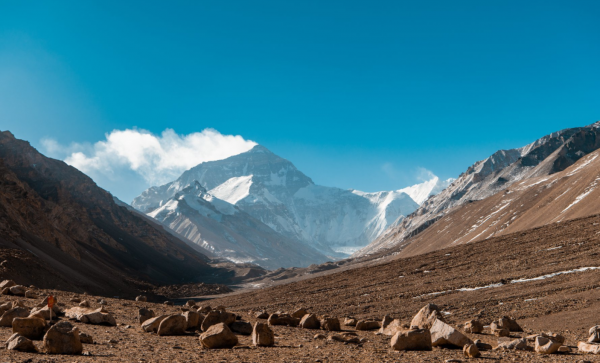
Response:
[[356, 121, 600, 257], [0, 131, 229, 296]]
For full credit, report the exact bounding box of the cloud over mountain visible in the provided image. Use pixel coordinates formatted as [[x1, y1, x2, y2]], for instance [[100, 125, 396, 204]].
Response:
[[42, 128, 256, 201]]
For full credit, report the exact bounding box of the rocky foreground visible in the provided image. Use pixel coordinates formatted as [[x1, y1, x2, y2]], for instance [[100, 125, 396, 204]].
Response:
[[1, 280, 600, 362]]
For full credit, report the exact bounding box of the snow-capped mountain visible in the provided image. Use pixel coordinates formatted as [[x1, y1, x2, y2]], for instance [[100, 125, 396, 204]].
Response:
[[143, 181, 329, 269], [398, 176, 454, 205], [355, 121, 600, 257], [133, 145, 420, 259]]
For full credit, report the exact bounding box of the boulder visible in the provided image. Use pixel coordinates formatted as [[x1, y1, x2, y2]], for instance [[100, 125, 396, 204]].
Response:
[[253, 322, 274, 347], [25, 290, 38, 299], [380, 318, 403, 335], [463, 343, 481, 358], [495, 316, 522, 332], [12, 316, 47, 340], [540, 332, 565, 345], [29, 306, 58, 321], [430, 319, 472, 348], [390, 329, 432, 351], [321, 317, 341, 331], [43, 321, 82, 355], [0, 280, 16, 289], [9, 285, 26, 296], [463, 319, 483, 334], [291, 308, 308, 319], [558, 345, 570, 353], [328, 334, 346, 342], [198, 305, 212, 314], [535, 336, 561, 354], [142, 315, 168, 333], [314, 333, 327, 340], [79, 301, 90, 308], [6, 333, 37, 352], [183, 311, 202, 330], [157, 314, 187, 336], [163, 301, 174, 306], [490, 321, 510, 337], [267, 313, 300, 327], [231, 321, 253, 335], [410, 303, 445, 329], [0, 307, 29, 327], [185, 300, 197, 309], [300, 314, 320, 329], [355, 320, 380, 331], [255, 311, 269, 319], [591, 326, 600, 343], [98, 299, 107, 305], [135, 296, 147, 302], [579, 341, 600, 354], [497, 338, 529, 350], [200, 322, 238, 349], [344, 317, 357, 326], [138, 307, 155, 325], [65, 307, 116, 326], [201, 310, 237, 331]]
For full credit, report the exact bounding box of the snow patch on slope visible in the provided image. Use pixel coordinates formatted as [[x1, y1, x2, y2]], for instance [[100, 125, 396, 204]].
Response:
[[209, 175, 253, 204], [398, 176, 454, 205]]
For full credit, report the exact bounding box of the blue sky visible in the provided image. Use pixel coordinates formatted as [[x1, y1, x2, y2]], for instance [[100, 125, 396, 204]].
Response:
[[1, 1, 599, 202]]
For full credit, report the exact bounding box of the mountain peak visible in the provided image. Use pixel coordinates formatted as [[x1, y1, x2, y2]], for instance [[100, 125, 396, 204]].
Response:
[[246, 144, 274, 154]]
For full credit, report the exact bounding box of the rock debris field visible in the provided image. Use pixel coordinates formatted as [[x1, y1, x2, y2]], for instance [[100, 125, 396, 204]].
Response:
[[2, 214, 600, 362]]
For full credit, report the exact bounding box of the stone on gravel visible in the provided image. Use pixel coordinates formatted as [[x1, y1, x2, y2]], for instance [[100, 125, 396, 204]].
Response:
[[495, 316, 522, 332], [390, 329, 432, 351], [430, 319, 472, 348], [157, 314, 187, 336], [463, 343, 481, 358], [589, 326, 600, 343], [9, 285, 26, 296], [202, 310, 237, 331], [65, 307, 116, 326], [0, 307, 29, 327], [200, 322, 238, 349], [135, 296, 147, 302], [355, 320, 380, 331], [252, 322, 274, 347], [142, 315, 168, 333], [79, 301, 90, 307], [314, 333, 327, 340], [558, 345, 570, 353], [380, 318, 403, 335], [578, 341, 600, 354], [291, 308, 308, 319], [300, 314, 320, 329], [138, 307, 155, 325], [25, 290, 37, 299], [6, 333, 37, 352], [463, 319, 483, 334], [183, 311, 202, 330], [490, 321, 510, 337], [344, 317, 357, 326], [230, 321, 253, 335], [496, 338, 529, 351], [321, 317, 341, 331], [43, 321, 83, 355], [267, 313, 300, 327], [411, 303, 445, 329], [12, 316, 47, 340], [535, 336, 562, 354], [0, 279, 16, 289]]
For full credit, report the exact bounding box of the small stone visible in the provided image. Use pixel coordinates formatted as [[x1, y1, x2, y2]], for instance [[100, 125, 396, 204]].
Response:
[[463, 343, 481, 358]]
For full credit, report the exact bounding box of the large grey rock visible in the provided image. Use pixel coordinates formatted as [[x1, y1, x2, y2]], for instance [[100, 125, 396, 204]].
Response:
[[6, 333, 37, 352], [201, 310, 236, 331], [300, 314, 320, 329], [252, 322, 274, 347], [12, 316, 47, 340], [43, 321, 82, 355], [430, 319, 472, 348], [321, 317, 341, 332], [157, 315, 187, 336], [578, 341, 600, 354], [142, 315, 168, 333], [390, 329, 432, 351], [0, 307, 29, 327], [183, 311, 202, 330], [535, 336, 561, 354], [200, 323, 238, 349], [410, 304, 444, 330]]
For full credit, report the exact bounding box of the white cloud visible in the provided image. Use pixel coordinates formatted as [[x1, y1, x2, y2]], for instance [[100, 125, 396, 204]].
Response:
[[42, 128, 256, 202]]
